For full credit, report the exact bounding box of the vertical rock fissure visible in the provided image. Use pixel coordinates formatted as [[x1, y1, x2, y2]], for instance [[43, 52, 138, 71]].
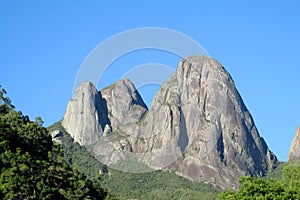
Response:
[[96, 91, 111, 131], [217, 128, 225, 163], [178, 107, 189, 154]]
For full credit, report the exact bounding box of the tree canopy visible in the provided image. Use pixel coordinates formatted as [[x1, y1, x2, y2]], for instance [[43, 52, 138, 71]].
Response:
[[218, 164, 300, 199], [0, 86, 111, 199]]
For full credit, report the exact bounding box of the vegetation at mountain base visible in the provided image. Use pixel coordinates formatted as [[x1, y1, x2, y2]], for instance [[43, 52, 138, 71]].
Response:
[[217, 162, 300, 199], [4, 82, 300, 200], [48, 121, 108, 181], [49, 117, 300, 200], [0, 86, 112, 199], [266, 162, 286, 179], [49, 122, 219, 199], [101, 169, 218, 200]]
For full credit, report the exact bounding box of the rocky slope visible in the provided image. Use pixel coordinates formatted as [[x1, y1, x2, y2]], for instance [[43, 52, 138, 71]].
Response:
[[288, 125, 300, 161], [60, 56, 278, 190]]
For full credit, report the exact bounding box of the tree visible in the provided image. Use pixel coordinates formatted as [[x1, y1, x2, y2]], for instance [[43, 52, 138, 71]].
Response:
[[0, 85, 14, 109], [218, 163, 300, 199], [35, 116, 44, 126], [0, 86, 110, 199]]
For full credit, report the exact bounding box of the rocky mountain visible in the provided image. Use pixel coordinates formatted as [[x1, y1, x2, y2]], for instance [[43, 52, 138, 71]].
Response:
[[62, 80, 148, 145], [288, 125, 300, 161], [60, 56, 278, 190], [133, 56, 278, 189]]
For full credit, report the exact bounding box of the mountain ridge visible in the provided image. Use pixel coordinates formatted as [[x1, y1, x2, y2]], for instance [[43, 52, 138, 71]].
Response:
[[60, 56, 278, 190]]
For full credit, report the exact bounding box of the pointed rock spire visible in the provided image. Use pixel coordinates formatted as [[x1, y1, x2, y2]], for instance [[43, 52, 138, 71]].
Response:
[[288, 125, 300, 161], [62, 82, 103, 145]]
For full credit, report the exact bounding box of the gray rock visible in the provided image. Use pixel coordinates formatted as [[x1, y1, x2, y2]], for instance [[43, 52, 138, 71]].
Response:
[[62, 82, 103, 145], [61, 56, 278, 190], [103, 124, 112, 137], [51, 129, 63, 138], [50, 129, 63, 144], [288, 125, 300, 161], [101, 79, 148, 131], [136, 56, 278, 189], [62, 79, 148, 145]]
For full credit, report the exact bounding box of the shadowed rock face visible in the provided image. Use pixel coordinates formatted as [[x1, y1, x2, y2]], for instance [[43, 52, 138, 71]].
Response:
[[62, 79, 148, 145], [288, 126, 300, 161], [61, 56, 278, 190], [100, 79, 148, 130]]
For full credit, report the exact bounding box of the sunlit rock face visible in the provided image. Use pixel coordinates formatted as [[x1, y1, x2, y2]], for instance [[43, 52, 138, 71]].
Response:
[[62, 82, 103, 145], [136, 56, 277, 189], [288, 125, 300, 161], [62, 56, 278, 190], [62, 79, 147, 145]]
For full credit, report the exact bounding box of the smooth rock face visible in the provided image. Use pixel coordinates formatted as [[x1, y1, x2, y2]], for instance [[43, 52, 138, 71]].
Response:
[[61, 56, 278, 189], [101, 79, 148, 131], [137, 56, 277, 189], [62, 82, 103, 145], [288, 126, 300, 161]]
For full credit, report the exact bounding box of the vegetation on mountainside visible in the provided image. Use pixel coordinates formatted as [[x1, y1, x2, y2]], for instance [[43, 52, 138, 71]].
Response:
[[50, 115, 300, 200], [266, 162, 286, 179], [101, 169, 218, 200], [0, 86, 112, 199], [48, 121, 108, 180], [5, 84, 300, 200], [49, 122, 219, 199], [218, 162, 300, 199]]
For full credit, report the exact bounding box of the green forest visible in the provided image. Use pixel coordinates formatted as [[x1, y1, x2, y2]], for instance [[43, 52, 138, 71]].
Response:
[[2, 85, 300, 199], [48, 122, 219, 200], [217, 163, 300, 199], [0, 86, 114, 199]]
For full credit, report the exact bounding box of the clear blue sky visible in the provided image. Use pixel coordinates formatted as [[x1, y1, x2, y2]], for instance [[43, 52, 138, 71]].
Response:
[[1, 1, 299, 161]]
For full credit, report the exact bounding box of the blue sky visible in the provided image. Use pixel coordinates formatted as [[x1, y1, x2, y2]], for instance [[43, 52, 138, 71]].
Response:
[[1, 1, 299, 161]]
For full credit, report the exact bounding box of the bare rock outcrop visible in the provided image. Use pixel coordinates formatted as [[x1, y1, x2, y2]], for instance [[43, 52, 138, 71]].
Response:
[[62, 79, 148, 145], [137, 56, 277, 189], [62, 82, 103, 145], [50, 129, 63, 144], [101, 79, 148, 131], [288, 125, 300, 161], [61, 56, 278, 190]]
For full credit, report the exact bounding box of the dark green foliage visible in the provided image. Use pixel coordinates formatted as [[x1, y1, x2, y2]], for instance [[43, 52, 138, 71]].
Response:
[[0, 88, 109, 199], [48, 122, 107, 180], [50, 122, 219, 200], [102, 169, 219, 200], [0, 85, 14, 110], [266, 162, 286, 179], [217, 163, 300, 199]]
